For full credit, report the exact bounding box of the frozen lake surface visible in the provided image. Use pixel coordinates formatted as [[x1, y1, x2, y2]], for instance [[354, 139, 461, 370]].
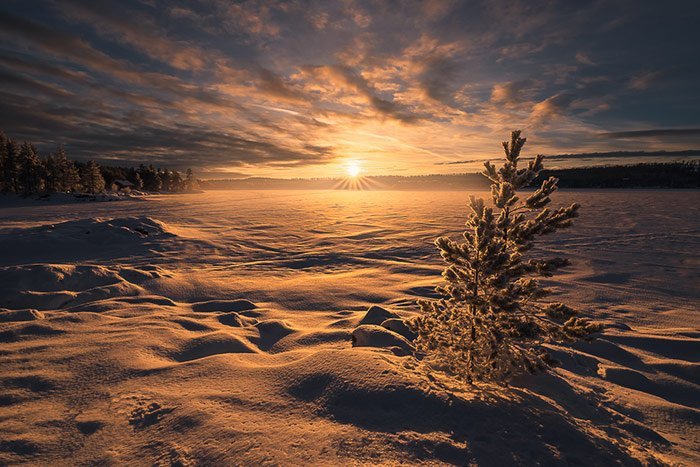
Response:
[[0, 189, 698, 465]]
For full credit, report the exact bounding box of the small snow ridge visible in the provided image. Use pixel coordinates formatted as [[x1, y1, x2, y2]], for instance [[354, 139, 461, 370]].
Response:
[[191, 300, 257, 313], [172, 332, 258, 362], [0, 264, 121, 293], [0, 263, 177, 311], [253, 319, 296, 351], [352, 325, 414, 355], [0, 217, 183, 267], [358, 305, 400, 325], [380, 318, 417, 341], [217, 312, 246, 327], [129, 401, 174, 428], [54, 216, 174, 239], [0, 309, 43, 323]]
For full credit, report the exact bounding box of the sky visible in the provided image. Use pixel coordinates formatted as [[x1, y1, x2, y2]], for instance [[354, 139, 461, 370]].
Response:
[[1, 0, 699, 178]]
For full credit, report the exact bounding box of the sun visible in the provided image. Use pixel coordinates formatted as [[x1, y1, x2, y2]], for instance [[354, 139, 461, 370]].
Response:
[[346, 161, 361, 178], [335, 160, 377, 189]]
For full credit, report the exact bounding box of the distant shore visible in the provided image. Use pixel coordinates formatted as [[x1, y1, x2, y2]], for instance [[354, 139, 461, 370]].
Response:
[[200, 161, 699, 190]]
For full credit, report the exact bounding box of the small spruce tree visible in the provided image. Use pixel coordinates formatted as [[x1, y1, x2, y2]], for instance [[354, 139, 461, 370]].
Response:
[[0, 132, 6, 192], [4, 138, 20, 193], [19, 142, 43, 194], [44, 153, 60, 192], [133, 172, 143, 190], [81, 160, 106, 194], [414, 131, 601, 384], [185, 168, 196, 191], [62, 160, 81, 192], [53, 145, 71, 192]]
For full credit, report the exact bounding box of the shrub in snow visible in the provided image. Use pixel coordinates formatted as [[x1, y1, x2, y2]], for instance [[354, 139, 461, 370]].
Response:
[[414, 131, 601, 384]]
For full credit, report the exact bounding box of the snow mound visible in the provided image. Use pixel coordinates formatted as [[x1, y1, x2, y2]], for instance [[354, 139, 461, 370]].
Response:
[[253, 319, 296, 351], [0, 264, 122, 293], [0, 321, 65, 342], [358, 305, 400, 325], [49, 216, 173, 239], [352, 324, 414, 355], [216, 312, 247, 327], [191, 299, 257, 313], [0, 263, 172, 310], [0, 217, 186, 267], [380, 318, 417, 341], [172, 332, 259, 362], [0, 309, 44, 323]]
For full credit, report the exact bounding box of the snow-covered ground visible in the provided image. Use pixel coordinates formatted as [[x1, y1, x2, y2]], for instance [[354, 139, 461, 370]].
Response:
[[1, 190, 698, 465]]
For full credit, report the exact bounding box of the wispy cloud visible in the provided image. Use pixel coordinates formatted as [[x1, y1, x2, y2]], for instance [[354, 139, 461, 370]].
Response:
[[0, 0, 698, 176], [602, 129, 700, 139]]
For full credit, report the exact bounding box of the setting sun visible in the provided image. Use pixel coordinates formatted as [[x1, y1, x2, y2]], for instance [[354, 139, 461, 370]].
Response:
[[346, 162, 361, 178]]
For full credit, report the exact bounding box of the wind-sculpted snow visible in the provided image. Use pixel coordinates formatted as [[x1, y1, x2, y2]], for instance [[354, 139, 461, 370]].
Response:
[[0, 190, 698, 465]]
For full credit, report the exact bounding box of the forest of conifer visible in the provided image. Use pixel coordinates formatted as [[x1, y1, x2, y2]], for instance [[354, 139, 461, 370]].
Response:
[[0, 131, 197, 195]]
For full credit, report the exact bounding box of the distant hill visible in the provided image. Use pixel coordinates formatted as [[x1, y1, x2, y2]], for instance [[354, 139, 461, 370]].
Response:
[[200, 162, 700, 190], [539, 162, 699, 188]]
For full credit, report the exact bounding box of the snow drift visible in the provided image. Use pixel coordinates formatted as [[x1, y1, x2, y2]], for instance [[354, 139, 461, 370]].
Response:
[[0, 190, 698, 465]]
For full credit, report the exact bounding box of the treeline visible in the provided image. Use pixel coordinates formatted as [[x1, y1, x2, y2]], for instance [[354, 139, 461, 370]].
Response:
[[0, 131, 197, 195], [200, 161, 699, 190], [539, 161, 699, 188]]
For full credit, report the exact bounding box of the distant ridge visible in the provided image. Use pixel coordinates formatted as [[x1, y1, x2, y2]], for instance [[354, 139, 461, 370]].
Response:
[[200, 161, 699, 190]]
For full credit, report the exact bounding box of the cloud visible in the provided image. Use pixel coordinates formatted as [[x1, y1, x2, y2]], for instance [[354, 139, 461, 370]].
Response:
[[627, 71, 663, 90], [218, 0, 281, 38], [0, 70, 72, 98], [300, 64, 419, 122], [490, 80, 539, 105], [0, 52, 89, 83], [0, 11, 130, 79], [54, 0, 209, 71], [530, 93, 575, 123], [544, 150, 700, 160], [575, 52, 595, 66], [437, 149, 700, 166], [0, 1, 699, 176], [602, 129, 700, 139], [435, 158, 485, 165], [253, 66, 307, 102]]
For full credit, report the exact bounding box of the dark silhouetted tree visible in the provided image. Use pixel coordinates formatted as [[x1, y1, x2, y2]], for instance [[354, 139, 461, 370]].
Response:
[[414, 131, 601, 384], [44, 152, 61, 192], [1, 130, 199, 195], [185, 168, 196, 191], [139, 164, 161, 191], [133, 171, 143, 190], [3, 137, 20, 193], [171, 170, 183, 191], [19, 141, 43, 194], [54, 145, 79, 192], [158, 169, 170, 191], [0, 132, 6, 192], [81, 160, 105, 194]]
